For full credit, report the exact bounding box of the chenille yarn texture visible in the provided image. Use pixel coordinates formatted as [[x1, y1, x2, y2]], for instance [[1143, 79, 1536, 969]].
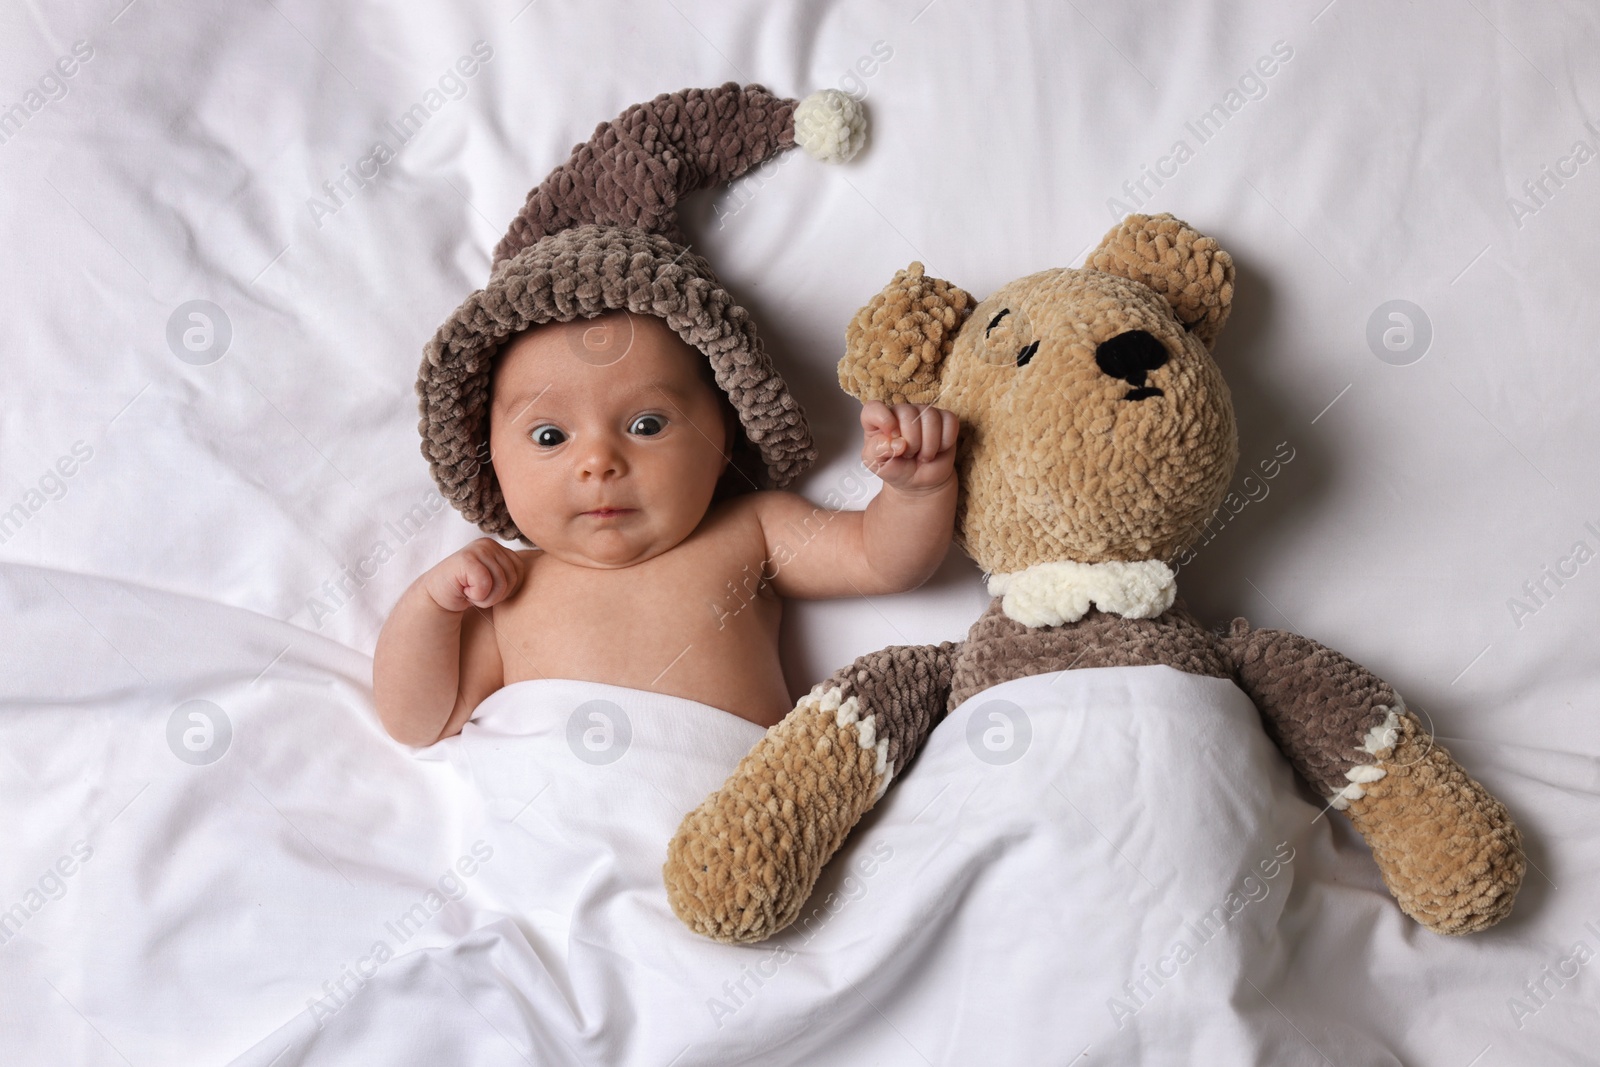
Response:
[[417, 83, 866, 544], [665, 212, 1524, 944]]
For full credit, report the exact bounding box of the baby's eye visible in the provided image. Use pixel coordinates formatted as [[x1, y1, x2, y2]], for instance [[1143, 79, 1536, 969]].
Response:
[[629, 414, 666, 436], [530, 425, 566, 447]]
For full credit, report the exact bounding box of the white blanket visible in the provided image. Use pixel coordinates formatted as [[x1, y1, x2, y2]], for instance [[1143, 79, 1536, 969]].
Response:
[[6, 566, 1596, 1065], [214, 664, 1393, 1066]]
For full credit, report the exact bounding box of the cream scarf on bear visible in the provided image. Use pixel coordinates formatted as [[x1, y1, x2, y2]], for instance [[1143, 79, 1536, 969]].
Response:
[[985, 559, 1176, 628]]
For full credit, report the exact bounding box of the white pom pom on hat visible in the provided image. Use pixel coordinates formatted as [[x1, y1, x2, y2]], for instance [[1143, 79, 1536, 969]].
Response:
[[794, 88, 868, 163]]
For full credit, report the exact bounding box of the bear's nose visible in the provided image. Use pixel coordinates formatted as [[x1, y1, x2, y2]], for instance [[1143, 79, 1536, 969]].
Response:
[[1095, 330, 1169, 400]]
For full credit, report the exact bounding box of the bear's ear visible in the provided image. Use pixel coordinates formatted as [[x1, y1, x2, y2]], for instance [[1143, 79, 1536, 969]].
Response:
[[1089, 214, 1234, 350], [840, 263, 975, 405]]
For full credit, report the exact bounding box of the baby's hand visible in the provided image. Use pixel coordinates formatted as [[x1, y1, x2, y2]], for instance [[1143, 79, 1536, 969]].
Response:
[[860, 400, 959, 494], [423, 538, 527, 613]]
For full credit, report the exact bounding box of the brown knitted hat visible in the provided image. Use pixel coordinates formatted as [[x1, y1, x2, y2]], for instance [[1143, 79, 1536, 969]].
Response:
[[417, 82, 868, 543]]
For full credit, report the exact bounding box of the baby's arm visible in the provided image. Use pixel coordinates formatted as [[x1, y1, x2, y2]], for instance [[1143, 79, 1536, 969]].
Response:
[[372, 538, 522, 746], [753, 401, 958, 599]]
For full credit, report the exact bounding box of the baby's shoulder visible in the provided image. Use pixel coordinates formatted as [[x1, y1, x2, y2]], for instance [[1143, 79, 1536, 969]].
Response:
[[719, 490, 857, 566], [737, 488, 842, 528], [698, 491, 808, 557], [706, 489, 771, 522], [709, 489, 811, 535]]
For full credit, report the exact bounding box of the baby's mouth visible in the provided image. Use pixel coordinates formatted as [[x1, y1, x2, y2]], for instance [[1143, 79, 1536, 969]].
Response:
[[582, 507, 635, 519]]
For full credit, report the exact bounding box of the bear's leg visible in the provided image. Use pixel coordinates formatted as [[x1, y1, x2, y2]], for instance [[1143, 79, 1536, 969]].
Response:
[[663, 642, 955, 944], [1221, 620, 1524, 934]]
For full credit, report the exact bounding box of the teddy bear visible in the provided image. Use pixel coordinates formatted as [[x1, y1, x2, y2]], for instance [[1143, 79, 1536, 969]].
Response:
[[662, 212, 1526, 946]]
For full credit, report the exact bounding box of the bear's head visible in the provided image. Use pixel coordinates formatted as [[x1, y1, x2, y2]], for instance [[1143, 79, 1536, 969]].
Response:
[[840, 213, 1239, 575]]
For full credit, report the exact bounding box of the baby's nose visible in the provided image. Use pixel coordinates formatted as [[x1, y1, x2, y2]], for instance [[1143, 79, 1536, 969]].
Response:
[[577, 440, 626, 478]]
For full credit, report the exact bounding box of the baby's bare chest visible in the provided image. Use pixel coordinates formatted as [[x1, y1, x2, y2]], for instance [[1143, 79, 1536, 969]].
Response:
[[492, 518, 781, 686]]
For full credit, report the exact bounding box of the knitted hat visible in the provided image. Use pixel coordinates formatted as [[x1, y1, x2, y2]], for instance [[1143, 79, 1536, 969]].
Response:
[[417, 82, 868, 543]]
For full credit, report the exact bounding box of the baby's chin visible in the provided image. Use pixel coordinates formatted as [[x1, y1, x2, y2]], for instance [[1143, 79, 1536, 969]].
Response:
[[526, 527, 688, 570]]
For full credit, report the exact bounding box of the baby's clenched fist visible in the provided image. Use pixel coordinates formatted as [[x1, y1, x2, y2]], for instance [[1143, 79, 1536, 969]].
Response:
[[424, 538, 526, 613], [860, 400, 959, 494]]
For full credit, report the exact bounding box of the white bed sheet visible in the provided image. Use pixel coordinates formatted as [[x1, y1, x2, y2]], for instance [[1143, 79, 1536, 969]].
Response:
[[3, 0, 1599, 1062], [221, 666, 1401, 1066]]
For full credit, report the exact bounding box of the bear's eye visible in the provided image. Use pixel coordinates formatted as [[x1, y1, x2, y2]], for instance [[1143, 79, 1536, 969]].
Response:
[[978, 304, 1035, 369]]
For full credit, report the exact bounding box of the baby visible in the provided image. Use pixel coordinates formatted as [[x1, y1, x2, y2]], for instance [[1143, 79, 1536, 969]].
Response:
[[374, 309, 959, 746]]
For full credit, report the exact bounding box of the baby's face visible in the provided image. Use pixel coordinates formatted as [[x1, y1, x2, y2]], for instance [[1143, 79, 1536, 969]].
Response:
[[488, 311, 733, 568]]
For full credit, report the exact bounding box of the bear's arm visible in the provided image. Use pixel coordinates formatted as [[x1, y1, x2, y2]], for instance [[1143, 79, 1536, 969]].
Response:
[[664, 640, 958, 944], [1218, 617, 1524, 934]]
